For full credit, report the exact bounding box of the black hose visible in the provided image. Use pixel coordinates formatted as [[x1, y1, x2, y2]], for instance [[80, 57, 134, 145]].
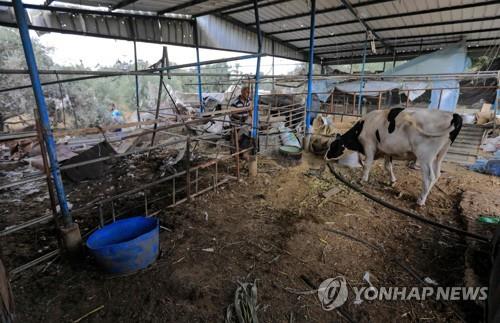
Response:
[[327, 163, 489, 243]]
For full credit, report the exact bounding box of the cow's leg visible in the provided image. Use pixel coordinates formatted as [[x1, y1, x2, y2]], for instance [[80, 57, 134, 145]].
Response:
[[384, 156, 396, 185], [433, 143, 450, 183], [361, 149, 375, 182], [417, 158, 436, 206]]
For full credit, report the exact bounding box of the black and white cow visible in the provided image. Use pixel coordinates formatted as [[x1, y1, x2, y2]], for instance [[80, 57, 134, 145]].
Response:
[[325, 108, 462, 206]]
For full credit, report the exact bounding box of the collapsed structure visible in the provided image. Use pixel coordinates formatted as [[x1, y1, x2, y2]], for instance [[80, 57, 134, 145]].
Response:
[[0, 0, 499, 321]]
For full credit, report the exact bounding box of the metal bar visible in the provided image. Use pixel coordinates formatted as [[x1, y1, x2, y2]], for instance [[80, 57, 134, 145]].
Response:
[[158, 0, 211, 15], [340, 0, 392, 52], [150, 47, 166, 151], [34, 110, 59, 228], [133, 40, 141, 127], [269, 0, 499, 36], [98, 204, 104, 227], [172, 177, 176, 204], [13, 0, 72, 226], [288, 16, 500, 43], [193, 19, 204, 112], [195, 169, 199, 193], [251, 0, 262, 140], [10, 249, 59, 277], [193, 0, 256, 18], [247, 0, 392, 25], [110, 0, 139, 11], [305, 0, 316, 135], [0, 54, 265, 93], [186, 136, 192, 202], [299, 28, 500, 50], [357, 32, 368, 115], [222, 0, 291, 15], [494, 72, 499, 133], [314, 36, 499, 56], [0, 1, 191, 21], [234, 126, 240, 179], [0, 214, 53, 237], [168, 178, 232, 208]]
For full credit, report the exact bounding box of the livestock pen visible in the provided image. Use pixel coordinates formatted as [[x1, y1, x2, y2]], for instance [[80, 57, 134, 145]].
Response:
[[0, 0, 500, 322]]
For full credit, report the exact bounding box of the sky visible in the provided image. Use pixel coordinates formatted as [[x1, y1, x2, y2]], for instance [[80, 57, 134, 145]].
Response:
[[36, 32, 304, 75]]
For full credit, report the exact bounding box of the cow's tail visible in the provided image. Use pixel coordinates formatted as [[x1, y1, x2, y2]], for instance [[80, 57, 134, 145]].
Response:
[[449, 113, 462, 144]]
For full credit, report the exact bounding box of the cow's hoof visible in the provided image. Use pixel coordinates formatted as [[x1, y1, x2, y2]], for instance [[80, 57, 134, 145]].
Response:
[[416, 198, 426, 207], [390, 180, 397, 187]]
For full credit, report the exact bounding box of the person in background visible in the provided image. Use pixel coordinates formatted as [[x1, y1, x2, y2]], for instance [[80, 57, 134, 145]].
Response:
[[230, 86, 251, 123], [230, 86, 253, 159], [110, 103, 124, 132]]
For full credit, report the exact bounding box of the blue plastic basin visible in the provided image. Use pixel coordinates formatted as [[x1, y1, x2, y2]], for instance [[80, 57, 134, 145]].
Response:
[[87, 216, 159, 274]]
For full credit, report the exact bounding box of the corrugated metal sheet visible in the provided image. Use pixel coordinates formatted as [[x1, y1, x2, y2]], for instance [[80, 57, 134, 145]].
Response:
[[1, 0, 499, 64], [196, 15, 305, 60], [56, 0, 246, 16], [25, 9, 195, 45]]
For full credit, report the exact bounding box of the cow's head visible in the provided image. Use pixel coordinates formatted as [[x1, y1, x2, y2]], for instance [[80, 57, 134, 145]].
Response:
[[325, 134, 344, 160], [325, 120, 365, 161]]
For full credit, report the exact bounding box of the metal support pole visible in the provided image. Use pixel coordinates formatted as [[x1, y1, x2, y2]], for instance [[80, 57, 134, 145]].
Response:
[[494, 71, 499, 133], [248, 0, 262, 178], [193, 18, 204, 112], [149, 47, 166, 151], [13, 0, 72, 226], [357, 31, 368, 115], [271, 40, 275, 93], [305, 0, 316, 136], [133, 40, 141, 126], [251, 0, 262, 140]]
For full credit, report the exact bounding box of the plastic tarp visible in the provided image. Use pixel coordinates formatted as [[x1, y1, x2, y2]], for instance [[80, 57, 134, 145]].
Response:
[[335, 81, 400, 97], [311, 79, 344, 102], [385, 43, 470, 111], [333, 80, 429, 101]]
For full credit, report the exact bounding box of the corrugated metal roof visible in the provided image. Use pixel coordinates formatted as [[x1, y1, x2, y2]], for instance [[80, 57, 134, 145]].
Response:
[[6, 0, 500, 63]]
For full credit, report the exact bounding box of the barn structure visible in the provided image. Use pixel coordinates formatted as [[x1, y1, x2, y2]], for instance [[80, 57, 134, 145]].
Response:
[[0, 0, 499, 322]]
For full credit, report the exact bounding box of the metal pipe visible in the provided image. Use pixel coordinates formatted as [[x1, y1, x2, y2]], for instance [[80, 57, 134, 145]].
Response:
[[305, 0, 316, 134], [133, 40, 141, 126], [251, 0, 263, 140], [193, 18, 204, 112], [357, 31, 368, 115], [0, 54, 265, 93], [34, 111, 59, 227], [494, 71, 499, 133], [13, 0, 72, 226], [149, 47, 166, 150]]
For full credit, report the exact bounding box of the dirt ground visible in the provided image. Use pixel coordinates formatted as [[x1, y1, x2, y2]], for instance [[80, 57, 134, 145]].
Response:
[[4, 150, 500, 323]]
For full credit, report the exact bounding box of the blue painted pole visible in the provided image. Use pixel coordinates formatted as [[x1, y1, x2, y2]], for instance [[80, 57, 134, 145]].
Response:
[[357, 31, 368, 115], [251, 0, 262, 139], [193, 19, 204, 112], [13, 0, 72, 226], [305, 0, 316, 134]]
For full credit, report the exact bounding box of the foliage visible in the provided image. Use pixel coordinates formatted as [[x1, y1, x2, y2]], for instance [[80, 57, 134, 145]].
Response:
[[0, 27, 236, 129]]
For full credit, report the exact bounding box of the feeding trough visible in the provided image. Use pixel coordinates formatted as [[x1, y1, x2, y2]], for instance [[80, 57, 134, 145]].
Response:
[[86, 216, 159, 274]]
